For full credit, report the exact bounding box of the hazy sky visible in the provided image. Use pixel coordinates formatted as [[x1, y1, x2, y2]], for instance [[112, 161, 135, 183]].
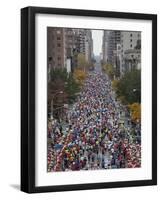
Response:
[[92, 30, 103, 56]]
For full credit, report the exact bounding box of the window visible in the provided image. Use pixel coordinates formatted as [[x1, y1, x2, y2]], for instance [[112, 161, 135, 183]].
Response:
[[48, 56, 52, 61], [130, 39, 132, 42], [130, 44, 132, 48], [130, 33, 133, 37], [57, 37, 61, 40], [57, 30, 61, 34], [57, 56, 61, 60], [57, 43, 61, 47]]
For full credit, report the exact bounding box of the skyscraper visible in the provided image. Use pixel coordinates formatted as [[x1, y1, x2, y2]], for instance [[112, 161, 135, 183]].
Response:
[[102, 30, 141, 77], [47, 28, 93, 76]]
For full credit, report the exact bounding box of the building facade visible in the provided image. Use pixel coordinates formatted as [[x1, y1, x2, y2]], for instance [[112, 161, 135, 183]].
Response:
[[102, 30, 141, 77], [84, 30, 93, 63], [119, 32, 141, 75], [47, 27, 93, 79], [102, 31, 109, 63], [47, 27, 65, 72]]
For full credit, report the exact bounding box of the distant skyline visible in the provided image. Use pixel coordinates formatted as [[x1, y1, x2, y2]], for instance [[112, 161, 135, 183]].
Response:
[[92, 30, 103, 56]]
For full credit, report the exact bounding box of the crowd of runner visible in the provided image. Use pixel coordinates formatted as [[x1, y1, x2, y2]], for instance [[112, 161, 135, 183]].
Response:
[[47, 71, 141, 172]]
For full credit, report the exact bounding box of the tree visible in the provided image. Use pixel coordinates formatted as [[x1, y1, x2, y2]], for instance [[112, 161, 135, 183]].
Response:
[[116, 69, 141, 104], [73, 69, 86, 85], [128, 103, 141, 123], [65, 73, 80, 103], [112, 79, 120, 90], [48, 79, 66, 102], [50, 68, 68, 82], [48, 68, 80, 105]]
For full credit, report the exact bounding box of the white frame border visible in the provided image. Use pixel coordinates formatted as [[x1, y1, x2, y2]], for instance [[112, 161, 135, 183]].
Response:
[[35, 14, 152, 187]]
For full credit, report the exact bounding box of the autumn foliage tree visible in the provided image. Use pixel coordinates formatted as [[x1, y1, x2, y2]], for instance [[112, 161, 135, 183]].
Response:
[[112, 79, 120, 90], [73, 69, 86, 85], [128, 103, 141, 123]]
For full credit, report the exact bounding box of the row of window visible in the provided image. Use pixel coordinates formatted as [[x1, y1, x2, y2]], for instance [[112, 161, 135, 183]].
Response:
[[50, 43, 62, 48], [48, 56, 62, 61], [121, 44, 133, 48], [121, 39, 133, 43], [50, 35, 61, 40], [121, 33, 140, 38]]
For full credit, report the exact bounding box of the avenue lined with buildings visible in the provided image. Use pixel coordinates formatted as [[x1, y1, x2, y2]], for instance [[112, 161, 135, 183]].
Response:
[[47, 28, 141, 172]]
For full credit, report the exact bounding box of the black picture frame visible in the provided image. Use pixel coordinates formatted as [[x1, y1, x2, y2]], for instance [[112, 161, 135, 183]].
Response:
[[21, 6, 157, 193]]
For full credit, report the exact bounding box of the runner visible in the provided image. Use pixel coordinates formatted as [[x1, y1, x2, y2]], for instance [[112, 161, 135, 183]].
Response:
[[48, 71, 141, 172]]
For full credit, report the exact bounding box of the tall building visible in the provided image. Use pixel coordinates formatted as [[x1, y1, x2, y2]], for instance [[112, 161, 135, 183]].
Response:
[[102, 30, 141, 77], [47, 28, 93, 78], [77, 29, 93, 62], [102, 30, 121, 64], [64, 28, 80, 72], [102, 31, 109, 63], [108, 31, 121, 65], [119, 32, 141, 75], [47, 27, 65, 74], [85, 30, 93, 63]]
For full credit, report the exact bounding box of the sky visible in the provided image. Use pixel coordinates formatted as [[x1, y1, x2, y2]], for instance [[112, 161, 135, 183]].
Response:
[[92, 30, 103, 56]]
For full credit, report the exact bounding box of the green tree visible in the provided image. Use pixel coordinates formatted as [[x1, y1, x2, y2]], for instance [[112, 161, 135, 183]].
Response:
[[65, 73, 80, 103], [49, 68, 80, 105], [116, 69, 141, 104], [50, 68, 68, 82]]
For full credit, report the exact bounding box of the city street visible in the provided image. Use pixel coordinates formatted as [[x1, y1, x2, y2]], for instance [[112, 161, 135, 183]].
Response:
[[47, 62, 141, 172]]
